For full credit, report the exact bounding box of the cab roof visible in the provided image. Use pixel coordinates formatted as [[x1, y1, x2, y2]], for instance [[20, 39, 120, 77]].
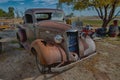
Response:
[[25, 8, 64, 14]]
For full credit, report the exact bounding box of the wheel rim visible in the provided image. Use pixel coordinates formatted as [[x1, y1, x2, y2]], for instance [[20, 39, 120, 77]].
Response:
[[32, 49, 46, 73], [35, 54, 46, 73]]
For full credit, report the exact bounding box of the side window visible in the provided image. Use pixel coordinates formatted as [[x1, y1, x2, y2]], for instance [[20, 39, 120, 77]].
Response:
[[25, 14, 33, 23]]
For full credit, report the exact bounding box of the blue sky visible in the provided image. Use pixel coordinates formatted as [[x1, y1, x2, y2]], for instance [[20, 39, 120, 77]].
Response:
[[0, 0, 119, 17], [0, 0, 58, 11], [0, 0, 99, 16]]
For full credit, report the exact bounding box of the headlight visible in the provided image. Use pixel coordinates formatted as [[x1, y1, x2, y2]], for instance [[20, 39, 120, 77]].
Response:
[[54, 35, 63, 43]]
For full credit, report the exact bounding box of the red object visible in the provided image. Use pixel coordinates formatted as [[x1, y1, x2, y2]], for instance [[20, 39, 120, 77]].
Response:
[[82, 29, 94, 36], [113, 20, 118, 26], [110, 33, 116, 37]]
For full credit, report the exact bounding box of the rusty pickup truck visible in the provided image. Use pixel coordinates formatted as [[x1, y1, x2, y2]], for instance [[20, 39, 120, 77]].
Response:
[[16, 8, 96, 73]]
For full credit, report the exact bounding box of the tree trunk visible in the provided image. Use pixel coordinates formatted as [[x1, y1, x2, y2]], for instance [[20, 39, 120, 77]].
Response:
[[101, 20, 110, 28]]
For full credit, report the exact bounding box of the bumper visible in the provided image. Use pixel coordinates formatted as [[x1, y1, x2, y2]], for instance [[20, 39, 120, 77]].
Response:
[[50, 51, 97, 73]]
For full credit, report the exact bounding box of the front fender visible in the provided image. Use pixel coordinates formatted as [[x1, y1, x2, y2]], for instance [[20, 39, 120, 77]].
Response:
[[31, 39, 67, 66], [79, 36, 96, 57]]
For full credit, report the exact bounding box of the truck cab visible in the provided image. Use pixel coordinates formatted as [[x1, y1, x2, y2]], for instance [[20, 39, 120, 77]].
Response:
[[18, 8, 65, 43]]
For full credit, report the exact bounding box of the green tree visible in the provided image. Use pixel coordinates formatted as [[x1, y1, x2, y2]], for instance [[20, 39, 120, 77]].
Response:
[[59, 0, 120, 27], [0, 9, 7, 17], [8, 7, 14, 18]]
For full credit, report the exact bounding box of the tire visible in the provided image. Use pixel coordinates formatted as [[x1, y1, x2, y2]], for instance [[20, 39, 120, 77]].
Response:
[[31, 48, 46, 73]]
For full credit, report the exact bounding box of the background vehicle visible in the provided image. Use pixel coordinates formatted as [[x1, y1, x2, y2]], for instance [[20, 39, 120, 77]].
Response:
[[0, 22, 10, 30], [16, 8, 96, 73]]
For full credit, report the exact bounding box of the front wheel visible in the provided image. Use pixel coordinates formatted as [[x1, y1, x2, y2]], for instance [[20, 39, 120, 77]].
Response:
[[31, 48, 46, 73]]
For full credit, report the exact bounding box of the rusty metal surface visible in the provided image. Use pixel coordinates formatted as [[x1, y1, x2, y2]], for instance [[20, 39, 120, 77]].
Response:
[[31, 39, 67, 65], [51, 52, 97, 72], [37, 28, 62, 43], [36, 20, 71, 32]]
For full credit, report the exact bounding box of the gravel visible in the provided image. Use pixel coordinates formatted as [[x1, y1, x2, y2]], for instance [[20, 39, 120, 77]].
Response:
[[0, 30, 120, 80]]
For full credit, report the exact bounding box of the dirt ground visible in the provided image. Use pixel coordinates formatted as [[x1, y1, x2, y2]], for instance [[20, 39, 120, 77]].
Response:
[[0, 33, 120, 80]]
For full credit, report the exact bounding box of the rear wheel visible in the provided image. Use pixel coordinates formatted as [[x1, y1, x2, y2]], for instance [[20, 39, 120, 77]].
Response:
[[31, 48, 46, 73]]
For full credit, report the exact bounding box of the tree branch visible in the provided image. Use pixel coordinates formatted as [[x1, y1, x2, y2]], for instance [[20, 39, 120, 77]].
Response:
[[108, 0, 117, 20], [98, 7, 103, 19], [103, 5, 109, 20], [112, 10, 120, 20], [95, 7, 103, 19]]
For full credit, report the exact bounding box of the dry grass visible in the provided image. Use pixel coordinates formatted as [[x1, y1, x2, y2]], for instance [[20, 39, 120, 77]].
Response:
[[0, 18, 23, 24], [0, 54, 8, 62], [70, 17, 120, 27], [102, 37, 120, 46]]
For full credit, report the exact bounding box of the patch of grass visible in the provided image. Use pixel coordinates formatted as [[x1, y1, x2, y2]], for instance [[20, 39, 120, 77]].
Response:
[[82, 19, 120, 28], [82, 20, 102, 27], [15, 47, 24, 50], [103, 37, 120, 46], [10, 40, 18, 44], [116, 37, 120, 41]]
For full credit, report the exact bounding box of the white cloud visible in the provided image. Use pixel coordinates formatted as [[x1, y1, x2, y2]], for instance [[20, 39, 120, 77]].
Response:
[[20, 2, 24, 5], [42, 0, 58, 4], [0, 0, 24, 3], [33, 0, 39, 2], [0, 0, 9, 3], [33, 0, 58, 5], [11, 0, 24, 1]]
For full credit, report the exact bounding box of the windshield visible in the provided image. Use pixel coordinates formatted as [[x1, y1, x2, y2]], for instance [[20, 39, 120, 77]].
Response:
[[51, 12, 64, 21], [35, 12, 64, 22], [35, 13, 52, 21]]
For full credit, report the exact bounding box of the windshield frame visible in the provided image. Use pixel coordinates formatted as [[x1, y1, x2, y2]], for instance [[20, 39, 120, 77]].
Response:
[[34, 11, 64, 22]]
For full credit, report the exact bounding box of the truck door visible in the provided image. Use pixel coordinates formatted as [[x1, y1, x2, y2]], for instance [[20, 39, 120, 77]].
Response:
[[24, 14, 36, 43]]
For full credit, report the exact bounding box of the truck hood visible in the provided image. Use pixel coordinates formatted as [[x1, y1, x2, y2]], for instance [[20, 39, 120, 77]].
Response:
[[35, 20, 71, 32]]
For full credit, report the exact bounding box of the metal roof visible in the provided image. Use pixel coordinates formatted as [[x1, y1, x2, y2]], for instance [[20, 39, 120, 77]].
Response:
[[25, 8, 64, 14]]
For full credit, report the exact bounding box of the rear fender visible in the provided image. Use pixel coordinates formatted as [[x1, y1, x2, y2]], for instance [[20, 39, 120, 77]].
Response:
[[17, 28, 27, 42], [31, 39, 67, 66]]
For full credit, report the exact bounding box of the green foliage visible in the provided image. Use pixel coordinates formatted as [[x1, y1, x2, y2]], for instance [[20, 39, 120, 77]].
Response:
[[8, 7, 14, 18], [59, 0, 120, 27], [83, 19, 102, 27], [59, 0, 120, 10], [59, 0, 73, 4], [0, 7, 14, 18], [0, 9, 7, 17], [74, 1, 89, 10]]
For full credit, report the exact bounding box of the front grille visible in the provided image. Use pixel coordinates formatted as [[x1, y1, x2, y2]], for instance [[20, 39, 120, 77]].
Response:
[[67, 31, 79, 53]]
